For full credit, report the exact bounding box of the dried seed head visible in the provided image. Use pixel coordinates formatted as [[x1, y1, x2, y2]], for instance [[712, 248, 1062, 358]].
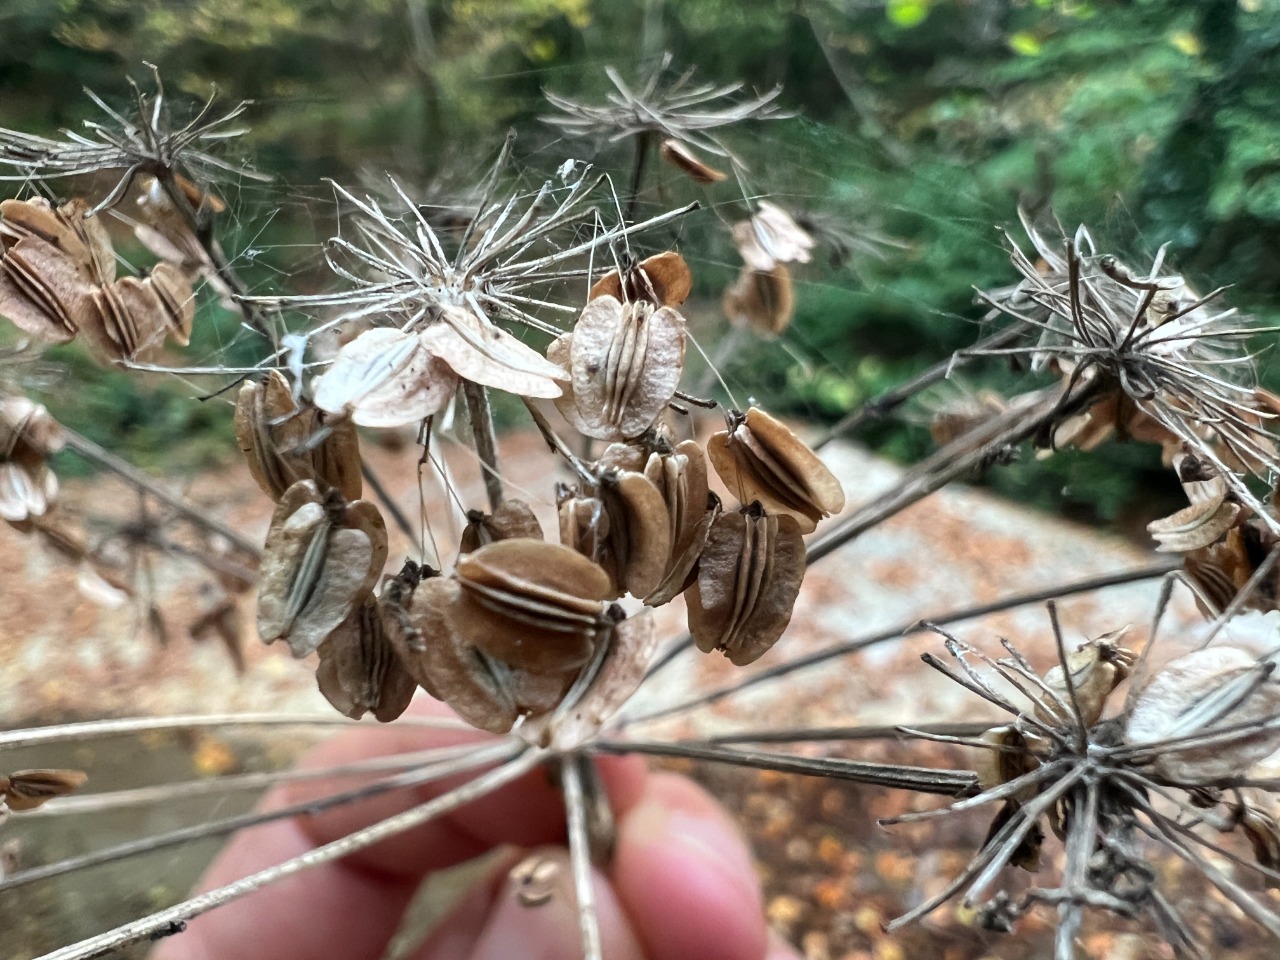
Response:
[[731, 201, 814, 272], [707, 406, 845, 533], [256, 481, 388, 657], [1126, 646, 1280, 783], [459, 499, 544, 554], [1, 768, 88, 812], [722, 264, 794, 337], [659, 139, 727, 184], [687, 505, 806, 666], [234, 371, 363, 502], [420, 304, 564, 399], [0, 198, 114, 283], [552, 295, 687, 442], [589, 251, 693, 308], [312, 327, 458, 428], [1037, 630, 1137, 728], [454, 539, 615, 673], [0, 234, 96, 344], [316, 593, 416, 723]]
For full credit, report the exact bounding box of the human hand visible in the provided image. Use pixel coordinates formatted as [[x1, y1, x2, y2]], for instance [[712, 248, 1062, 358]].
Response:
[[152, 703, 800, 960]]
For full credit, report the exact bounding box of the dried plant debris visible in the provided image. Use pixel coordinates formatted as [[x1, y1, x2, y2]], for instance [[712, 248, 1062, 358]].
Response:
[[234, 371, 362, 502], [893, 617, 1280, 958], [311, 326, 459, 428], [0, 769, 88, 815], [550, 294, 687, 442], [722, 263, 794, 337], [659, 138, 727, 184], [687, 504, 806, 666], [0, 394, 63, 522], [708, 406, 845, 533], [731, 202, 814, 272], [256, 480, 388, 657], [0, 196, 196, 361]]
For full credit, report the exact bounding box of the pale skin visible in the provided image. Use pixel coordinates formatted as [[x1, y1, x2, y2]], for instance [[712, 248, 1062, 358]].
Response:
[[153, 701, 802, 960]]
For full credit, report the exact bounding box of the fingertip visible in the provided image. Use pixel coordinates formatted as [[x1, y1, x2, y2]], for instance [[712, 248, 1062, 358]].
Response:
[[613, 772, 767, 960]]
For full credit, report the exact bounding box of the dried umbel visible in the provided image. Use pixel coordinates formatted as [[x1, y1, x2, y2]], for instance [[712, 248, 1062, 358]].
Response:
[[731, 201, 814, 273], [256, 480, 388, 658], [1125, 645, 1280, 783], [588, 251, 693, 308], [549, 295, 687, 442], [0, 769, 88, 814], [0, 196, 196, 361], [707, 406, 845, 534], [687, 505, 806, 666], [722, 264, 794, 337], [234, 371, 362, 501]]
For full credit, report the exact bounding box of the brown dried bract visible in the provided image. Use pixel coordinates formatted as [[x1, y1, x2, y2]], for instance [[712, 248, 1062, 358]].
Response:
[[1, 768, 88, 812], [687, 506, 806, 666], [256, 481, 388, 657], [722, 264, 793, 337], [454, 539, 616, 673], [235, 371, 362, 502], [460, 498, 544, 554], [659, 139, 728, 185], [313, 327, 458, 428], [589, 251, 693, 308], [707, 406, 845, 534], [731, 201, 814, 272], [553, 295, 687, 442]]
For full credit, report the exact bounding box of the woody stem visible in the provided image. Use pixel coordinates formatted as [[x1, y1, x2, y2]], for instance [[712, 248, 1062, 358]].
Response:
[[462, 381, 504, 512]]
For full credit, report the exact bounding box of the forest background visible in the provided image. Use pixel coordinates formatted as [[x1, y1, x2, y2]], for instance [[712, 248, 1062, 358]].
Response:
[[1, 0, 1277, 531]]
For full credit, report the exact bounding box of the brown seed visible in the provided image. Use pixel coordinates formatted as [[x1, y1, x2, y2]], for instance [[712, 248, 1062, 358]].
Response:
[[0, 235, 95, 343], [454, 539, 614, 673], [256, 481, 388, 657], [722, 264, 794, 337], [1, 769, 88, 812], [0, 395, 64, 470], [707, 407, 845, 533], [0, 462, 56, 522], [313, 327, 458, 428], [687, 506, 806, 666], [0, 198, 114, 283], [557, 469, 673, 599], [234, 371, 362, 502], [589, 251, 694, 308], [1036, 630, 1137, 728], [659, 139, 728, 185], [645, 491, 722, 608], [316, 594, 416, 722], [1147, 491, 1241, 553], [460, 499, 544, 554], [556, 295, 687, 442]]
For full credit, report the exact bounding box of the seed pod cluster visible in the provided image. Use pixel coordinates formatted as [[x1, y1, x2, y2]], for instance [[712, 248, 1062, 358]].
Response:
[[0, 197, 196, 361]]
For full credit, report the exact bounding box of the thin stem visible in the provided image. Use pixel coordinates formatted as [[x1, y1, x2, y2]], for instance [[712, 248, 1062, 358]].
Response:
[[562, 753, 604, 960], [360, 461, 416, 545], [59, 428, 261, 558], [35, 749, 542, 960], [624, 130, 653, 222], [462, 381, 504, 512]]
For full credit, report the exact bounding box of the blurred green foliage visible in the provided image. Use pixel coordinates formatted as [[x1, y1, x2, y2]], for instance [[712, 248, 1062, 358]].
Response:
[[1, 0, 1277, 528]]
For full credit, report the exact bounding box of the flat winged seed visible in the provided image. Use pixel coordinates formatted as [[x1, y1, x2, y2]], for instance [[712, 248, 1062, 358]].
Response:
[[389, 576, 520, 734], [235, 372, 362, 502], [2, 769, 88, 812], [659, 139, 728, 185], [0, 396, 65, 466], [589, 252, 694, 308], [601, 469, 672, 598], [645, 493, 721, 607], [1126, 646, 1280, 783], [722, 264, 794, 337], [108, 275, 171, 359], [567, 296, 686, 441], [707, 407, 845, 533], [421, 305, 564, 399], [147, 263, 196, 345], [460, 499, 544, 554], [313, 327, 458, 428], [316, 596, 415, 722], [549, 611, 659, 751], [1036, 634, 1136, 728], [0, 236, 94, 343], [731, 202, 814, 272], [687, 509, 806, 666], [1, 198, 114, 283], [455, 539, 613, 673], [1148, 492, 1241, 553], [645, 440, 709, 558]]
